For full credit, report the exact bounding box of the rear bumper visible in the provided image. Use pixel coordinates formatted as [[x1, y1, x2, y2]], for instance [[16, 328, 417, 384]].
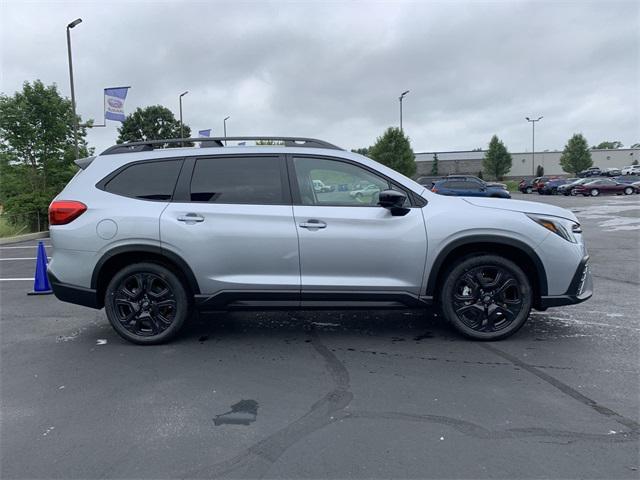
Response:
[[47, 271, 101, 309], [538, 256, 592, 308]]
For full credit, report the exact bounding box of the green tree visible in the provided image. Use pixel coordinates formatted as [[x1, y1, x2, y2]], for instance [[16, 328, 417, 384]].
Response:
[[117, 105, 191, 146], [368, 127, 416, 177], [592, 140, 623, 149], [0, 80, 90, 224], [430, 153, 439, 175], [482, 135, 512, 180], [536, 165, 544, 177], [560, 133, 592, 175], [351, 147, 370, 157]]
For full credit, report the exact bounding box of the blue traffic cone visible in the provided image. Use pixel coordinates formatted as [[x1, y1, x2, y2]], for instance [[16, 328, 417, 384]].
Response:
[[28, 241, 53, 295]]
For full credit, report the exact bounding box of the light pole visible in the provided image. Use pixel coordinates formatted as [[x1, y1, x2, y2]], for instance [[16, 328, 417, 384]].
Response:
[[526, 116, 543, 176], [399, 90, 410, 133], [66, 18, 82, 160], [223, 116, 230, 145], [179, 91, 188, 145]]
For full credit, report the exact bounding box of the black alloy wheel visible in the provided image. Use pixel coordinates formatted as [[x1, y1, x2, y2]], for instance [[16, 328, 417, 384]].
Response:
[[441, 255, 532, 340], [105, 263, 189, 344]]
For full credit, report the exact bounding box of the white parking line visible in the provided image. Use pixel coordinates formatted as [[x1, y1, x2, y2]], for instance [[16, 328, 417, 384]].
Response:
[[0, 278, 34, 281], [0, 245, 51, 249], [0, 257, 50, 261]]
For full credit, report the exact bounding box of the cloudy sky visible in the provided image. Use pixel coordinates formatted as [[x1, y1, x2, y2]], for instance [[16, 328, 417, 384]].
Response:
[[1, 0, 638, 154]]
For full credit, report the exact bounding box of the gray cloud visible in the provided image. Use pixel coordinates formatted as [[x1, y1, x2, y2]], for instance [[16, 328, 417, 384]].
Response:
[[1, 0, 638, 154]]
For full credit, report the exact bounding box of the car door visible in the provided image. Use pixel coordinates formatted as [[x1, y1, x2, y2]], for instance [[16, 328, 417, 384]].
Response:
[[160, 154, 300, 306], [288, 155, 428, 305]]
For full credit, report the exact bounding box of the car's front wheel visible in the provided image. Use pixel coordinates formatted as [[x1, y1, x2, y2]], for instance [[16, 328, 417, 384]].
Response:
[[441, 255, 532, 340], [590, 188, 600, 197], [624, 187, 633, 195], [526, 187, 532, 194], [105, 263, 189, 345]]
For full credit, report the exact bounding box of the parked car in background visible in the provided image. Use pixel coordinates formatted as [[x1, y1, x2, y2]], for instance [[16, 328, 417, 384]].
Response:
[[431, 179, 511, 198], [614, 175, 640, 184], [602, 168, 622, 177], [572, 178, 636, 197], [539, 178, 575, 195], [578, 167, 602, 177], [621, 165, 640, 175], [349, 184, 380, 198], [532, 176, 559, 193], [312, 179, 334, 193], [415, 176, 441, 187], [557, 178, 598, 196], [445, 175, 508, 190], [518, 178, 535, 194]]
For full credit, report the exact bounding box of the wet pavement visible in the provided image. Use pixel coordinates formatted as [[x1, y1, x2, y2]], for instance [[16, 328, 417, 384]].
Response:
[[1, 194, 639, 478]]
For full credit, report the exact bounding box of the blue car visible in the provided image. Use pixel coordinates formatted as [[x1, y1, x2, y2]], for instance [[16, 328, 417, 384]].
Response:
[[431, 179, 511, 198]]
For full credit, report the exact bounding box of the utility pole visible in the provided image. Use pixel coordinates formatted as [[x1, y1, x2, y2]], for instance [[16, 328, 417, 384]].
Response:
[[66, 18, 82, 160], [399, 90, 409, 133], [526, 116, 543, 176], [179, 91, 188, 146]]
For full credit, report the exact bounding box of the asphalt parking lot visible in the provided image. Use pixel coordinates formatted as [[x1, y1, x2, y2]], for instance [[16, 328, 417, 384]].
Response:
[[1, 193, 639, 479]]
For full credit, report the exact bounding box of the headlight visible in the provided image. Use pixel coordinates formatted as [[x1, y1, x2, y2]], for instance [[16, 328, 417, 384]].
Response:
[[527, 214, 580, 243]]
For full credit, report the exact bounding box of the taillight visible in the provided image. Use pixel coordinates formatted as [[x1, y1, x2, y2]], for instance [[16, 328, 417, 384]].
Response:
[[431, 187, 438, 193], [49, 201, 87, 225]]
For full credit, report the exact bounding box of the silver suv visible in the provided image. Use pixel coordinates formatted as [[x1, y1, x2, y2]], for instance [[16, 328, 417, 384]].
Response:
[[47, 137, 592, 344]]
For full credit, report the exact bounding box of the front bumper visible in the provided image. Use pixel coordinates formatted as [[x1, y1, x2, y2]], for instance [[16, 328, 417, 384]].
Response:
[[47, 271, 101, 309], [538, 256, 593, 308]]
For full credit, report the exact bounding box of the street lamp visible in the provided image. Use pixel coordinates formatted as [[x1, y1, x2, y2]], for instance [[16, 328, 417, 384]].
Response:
[[66, 18, 82, 160], [179, 91, 188, 145], [223, 116, 230, 145], [526, 116, 543, 176], [399, 90, 410, 133]]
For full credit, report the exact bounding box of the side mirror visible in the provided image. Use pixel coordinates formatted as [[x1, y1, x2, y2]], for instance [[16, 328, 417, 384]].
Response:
[[378, 189, 410, 216]]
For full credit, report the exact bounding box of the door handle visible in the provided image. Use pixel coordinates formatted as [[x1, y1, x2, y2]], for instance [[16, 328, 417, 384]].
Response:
[[177, 213, 204, 223], [299, 219, 327, 229]]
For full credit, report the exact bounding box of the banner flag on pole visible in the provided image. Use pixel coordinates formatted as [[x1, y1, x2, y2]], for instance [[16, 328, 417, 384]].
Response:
[[198, 129, 212, 137], [104, 87, 130, 122]]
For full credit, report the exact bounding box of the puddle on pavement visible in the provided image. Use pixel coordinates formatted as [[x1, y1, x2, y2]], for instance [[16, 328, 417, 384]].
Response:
[[214, 399, 259, 426]]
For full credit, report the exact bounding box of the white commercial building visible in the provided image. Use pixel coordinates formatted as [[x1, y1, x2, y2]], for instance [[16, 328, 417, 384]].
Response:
[[415, 148, 639, 178]]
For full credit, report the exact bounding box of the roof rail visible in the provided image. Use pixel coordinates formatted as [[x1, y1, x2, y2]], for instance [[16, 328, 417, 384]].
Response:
[[101, 137, 342, 155]]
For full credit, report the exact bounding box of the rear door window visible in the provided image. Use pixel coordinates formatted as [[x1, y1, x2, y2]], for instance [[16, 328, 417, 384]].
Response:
[[103, 159, 183, 201], [190, 156, 287, 204]]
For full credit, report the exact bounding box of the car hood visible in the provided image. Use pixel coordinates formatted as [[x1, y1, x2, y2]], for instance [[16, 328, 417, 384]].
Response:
[[462, 197, 578, 222]]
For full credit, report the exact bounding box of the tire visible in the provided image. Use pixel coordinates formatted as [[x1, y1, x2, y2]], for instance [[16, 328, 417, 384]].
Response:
[[590, 189, 599, 197], [526, 187, 533, 194], [104, 262, 190, 345], [355, 192, 362, 199], [440, 255, 532, 341], [624, 187, 633, 195]]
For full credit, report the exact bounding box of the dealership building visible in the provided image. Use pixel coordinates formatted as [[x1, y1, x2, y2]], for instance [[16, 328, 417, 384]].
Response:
[[414, 148, 639, 179]]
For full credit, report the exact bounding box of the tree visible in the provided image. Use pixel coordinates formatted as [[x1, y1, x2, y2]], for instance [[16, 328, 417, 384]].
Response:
[[117, 105, 191, 146], [0, 80, 90, 224], [536, 165, 544, 177], [592, 140, 623, 149], [430, 153, 439, 175], [630, 143, 640, 149], [482, 135, 512, 180], [368, 127, 416, 177], [560, 133, 592, 176], [351, 147, 370, 157]]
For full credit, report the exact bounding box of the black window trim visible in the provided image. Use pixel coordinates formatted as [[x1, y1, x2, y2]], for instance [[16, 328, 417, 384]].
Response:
[[180, 153, 292, 206], [95, 157, 186, 202], [286, 154, 426, 208]]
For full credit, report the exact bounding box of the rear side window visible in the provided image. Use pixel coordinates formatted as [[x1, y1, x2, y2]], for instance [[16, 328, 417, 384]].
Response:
[[190, 156, 285, 204], [103, 159, 183, 201]]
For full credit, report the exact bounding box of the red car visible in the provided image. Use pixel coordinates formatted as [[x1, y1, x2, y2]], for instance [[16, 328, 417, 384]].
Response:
[[573, 179, 636, 197], [532, 176, 560, 193]]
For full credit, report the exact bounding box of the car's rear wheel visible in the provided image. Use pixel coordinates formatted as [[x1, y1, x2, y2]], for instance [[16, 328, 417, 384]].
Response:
[[105, 262, 189, 345], [624, 187, 633, 195], [441, 255, 532, 340], [590, 188, 600, 197]]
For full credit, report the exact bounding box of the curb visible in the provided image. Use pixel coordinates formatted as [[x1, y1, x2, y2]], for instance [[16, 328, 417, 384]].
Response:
[[0, 231, 49, 245]]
